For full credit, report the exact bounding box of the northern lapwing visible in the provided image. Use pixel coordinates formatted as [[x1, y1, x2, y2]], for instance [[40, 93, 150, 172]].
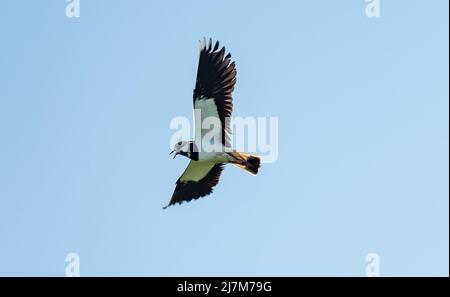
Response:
[[164, 38, 261, 209]]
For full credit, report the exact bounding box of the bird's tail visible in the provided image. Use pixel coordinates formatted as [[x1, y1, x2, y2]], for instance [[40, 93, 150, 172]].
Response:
[[229, 152, 261, 175]]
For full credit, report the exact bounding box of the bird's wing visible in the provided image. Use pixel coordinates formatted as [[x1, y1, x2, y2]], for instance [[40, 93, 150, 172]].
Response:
[[164, 161, 224, 208], [193, 38, 236, 149]]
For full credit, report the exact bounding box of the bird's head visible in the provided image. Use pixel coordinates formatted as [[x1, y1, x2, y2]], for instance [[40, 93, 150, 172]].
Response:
[[169, 141, 191, 159]]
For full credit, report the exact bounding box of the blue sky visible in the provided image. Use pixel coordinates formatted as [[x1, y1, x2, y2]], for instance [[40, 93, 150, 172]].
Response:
[[0, 1, 448, 276]]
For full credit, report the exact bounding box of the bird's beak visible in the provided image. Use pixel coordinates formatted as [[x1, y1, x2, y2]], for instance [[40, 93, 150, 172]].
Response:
[[169, 150, 178, 159]]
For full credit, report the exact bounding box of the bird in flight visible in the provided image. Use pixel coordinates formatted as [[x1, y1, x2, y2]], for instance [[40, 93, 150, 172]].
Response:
[[164, 38, 261, 209]]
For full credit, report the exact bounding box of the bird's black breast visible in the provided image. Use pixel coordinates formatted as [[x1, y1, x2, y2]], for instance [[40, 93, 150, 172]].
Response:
[[189, 142, 199, 161]]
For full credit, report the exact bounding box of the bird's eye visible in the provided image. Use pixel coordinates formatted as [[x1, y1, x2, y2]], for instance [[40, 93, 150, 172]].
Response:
[[177, 141, 182, 145]]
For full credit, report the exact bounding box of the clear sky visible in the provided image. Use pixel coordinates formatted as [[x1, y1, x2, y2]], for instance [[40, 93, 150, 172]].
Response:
[[0, 1, 448, 276]]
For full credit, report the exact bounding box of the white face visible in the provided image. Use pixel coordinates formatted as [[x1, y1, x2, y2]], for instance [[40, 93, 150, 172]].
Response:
[[173, 141, 190, 153]]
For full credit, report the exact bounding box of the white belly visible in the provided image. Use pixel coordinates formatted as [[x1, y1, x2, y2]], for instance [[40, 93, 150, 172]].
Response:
[[199, 151, 234, 163]]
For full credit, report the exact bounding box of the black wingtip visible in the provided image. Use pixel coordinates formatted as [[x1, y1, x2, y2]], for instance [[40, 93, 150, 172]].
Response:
[[207, 38, 212, 51], [200, 38, 224, 53]]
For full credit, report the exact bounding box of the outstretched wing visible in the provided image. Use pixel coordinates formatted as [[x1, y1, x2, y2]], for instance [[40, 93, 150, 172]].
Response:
[[164, 161, 224, 208], [193, 38, 236, 148]]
